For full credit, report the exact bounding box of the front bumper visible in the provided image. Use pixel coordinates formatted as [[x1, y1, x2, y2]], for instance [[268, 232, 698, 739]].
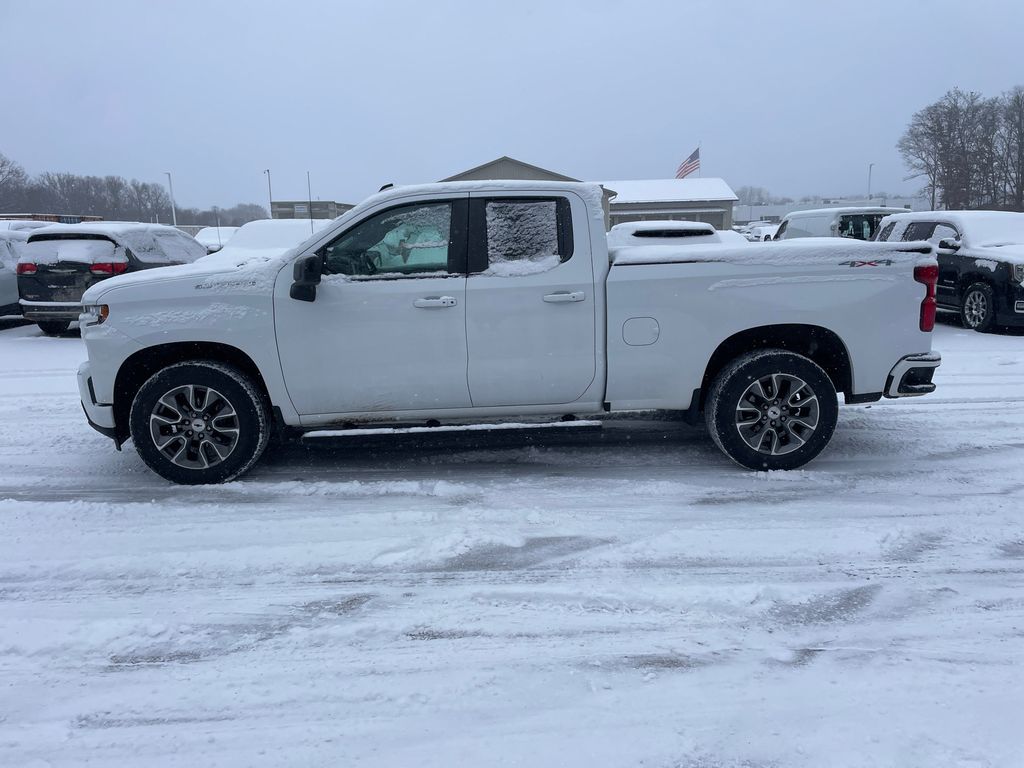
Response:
[[78, 361, 119, 442], [20, 299, 83, 321], [884, 352, 941, 398]]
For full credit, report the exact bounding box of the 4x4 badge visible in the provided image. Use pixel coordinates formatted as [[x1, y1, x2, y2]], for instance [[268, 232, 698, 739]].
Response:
[[840, 259, 894, 267]]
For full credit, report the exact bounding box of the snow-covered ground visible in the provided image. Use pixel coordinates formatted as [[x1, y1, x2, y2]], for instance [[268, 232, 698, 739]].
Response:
[[1, 316, 1022, 767]]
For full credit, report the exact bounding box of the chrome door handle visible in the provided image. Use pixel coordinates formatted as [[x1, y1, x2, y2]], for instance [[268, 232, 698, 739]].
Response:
[[413, 296, 458, 308], [543, 291, 585, 303]]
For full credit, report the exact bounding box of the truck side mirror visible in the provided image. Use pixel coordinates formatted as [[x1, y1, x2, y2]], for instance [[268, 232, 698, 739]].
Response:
[[937, 238, 961, 253], [290, 254, 323, 302]]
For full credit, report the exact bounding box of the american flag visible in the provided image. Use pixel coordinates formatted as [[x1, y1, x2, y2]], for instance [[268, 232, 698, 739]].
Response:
[[675, 147, 700, 179]]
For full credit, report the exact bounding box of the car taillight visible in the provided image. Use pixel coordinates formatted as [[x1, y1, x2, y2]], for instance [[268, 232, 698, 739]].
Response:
[[914, 264, 938, 332], [16, 262, 37, 275], [90, 262, 128, 276]]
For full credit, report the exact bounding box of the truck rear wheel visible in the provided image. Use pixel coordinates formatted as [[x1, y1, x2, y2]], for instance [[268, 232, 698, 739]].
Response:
[[129, 361, 270, 484], [705, 350, 838, 471]]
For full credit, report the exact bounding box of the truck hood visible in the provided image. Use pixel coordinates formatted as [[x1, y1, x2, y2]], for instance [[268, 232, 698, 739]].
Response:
[[81, 247, 291, 304], [971, 243, 1024, 265]]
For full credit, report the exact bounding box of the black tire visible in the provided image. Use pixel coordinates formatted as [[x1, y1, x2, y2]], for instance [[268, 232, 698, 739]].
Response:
[[960, 282, 996, 332], [37, 320, 70, 336], [705, 350, 838, 471], [129, 361, 269, 484]]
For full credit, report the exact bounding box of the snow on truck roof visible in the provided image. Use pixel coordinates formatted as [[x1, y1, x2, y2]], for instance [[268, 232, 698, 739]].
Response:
[[599, 178, 738, 204]]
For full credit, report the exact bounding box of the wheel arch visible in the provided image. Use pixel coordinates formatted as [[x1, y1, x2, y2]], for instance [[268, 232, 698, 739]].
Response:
[[698, 324, 852, 410], [112, 342, 273, 443]]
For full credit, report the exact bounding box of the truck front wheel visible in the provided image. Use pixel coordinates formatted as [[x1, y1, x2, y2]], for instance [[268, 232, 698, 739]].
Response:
[[129, 361, 270, 484], [705, 350, 838, 471]]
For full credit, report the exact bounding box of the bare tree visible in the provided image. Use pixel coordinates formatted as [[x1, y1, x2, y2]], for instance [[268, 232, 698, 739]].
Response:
[[0, 152, 30, 212]]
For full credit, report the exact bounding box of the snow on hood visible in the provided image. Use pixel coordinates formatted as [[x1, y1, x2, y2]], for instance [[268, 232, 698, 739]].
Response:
[[973, 242, 1024, 265], [611, 237, 934, 267]]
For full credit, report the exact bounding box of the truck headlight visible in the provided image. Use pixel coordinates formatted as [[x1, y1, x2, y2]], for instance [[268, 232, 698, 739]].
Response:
[[1012, 264, 1024, 284], [81, 304, 109, 326]]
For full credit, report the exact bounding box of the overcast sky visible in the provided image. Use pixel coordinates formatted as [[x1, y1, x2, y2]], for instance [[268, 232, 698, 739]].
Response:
[[2, 0, 1022, 209]]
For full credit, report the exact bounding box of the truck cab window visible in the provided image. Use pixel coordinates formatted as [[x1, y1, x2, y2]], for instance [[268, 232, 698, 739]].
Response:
[[323, 202, 453, 277], [901, 221, 937, 242], [480, 198, 573, 276]]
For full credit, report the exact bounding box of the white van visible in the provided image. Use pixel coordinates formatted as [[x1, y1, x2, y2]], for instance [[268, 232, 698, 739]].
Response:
[[776, 207, 906, 241]]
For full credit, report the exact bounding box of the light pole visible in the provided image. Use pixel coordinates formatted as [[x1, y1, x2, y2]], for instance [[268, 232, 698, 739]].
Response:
[[867, 163, 874, 201], [164, 172, 177, 226], [263, 169, 273, 218]]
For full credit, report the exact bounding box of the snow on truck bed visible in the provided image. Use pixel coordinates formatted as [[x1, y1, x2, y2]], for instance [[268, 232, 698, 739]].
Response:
[[611, 237, 933, 267]]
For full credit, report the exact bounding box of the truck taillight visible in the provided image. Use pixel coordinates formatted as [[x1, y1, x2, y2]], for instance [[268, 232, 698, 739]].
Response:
[[90, 262, 128, 276], [16, 262, 37, 275], [914, 264, 938, 332]]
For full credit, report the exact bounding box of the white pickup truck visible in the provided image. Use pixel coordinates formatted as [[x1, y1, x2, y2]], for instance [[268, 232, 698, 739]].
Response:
[[77, 181, 941, 484]]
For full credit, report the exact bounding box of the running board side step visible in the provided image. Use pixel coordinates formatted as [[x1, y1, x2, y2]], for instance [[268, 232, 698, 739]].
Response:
[[302, 420, 603, 440]]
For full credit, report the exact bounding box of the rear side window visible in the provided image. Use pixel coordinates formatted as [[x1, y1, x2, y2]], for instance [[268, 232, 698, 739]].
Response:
[[155, 231, 207, 263], [478, 197, 573, 276], [124, 231, 165, 263]]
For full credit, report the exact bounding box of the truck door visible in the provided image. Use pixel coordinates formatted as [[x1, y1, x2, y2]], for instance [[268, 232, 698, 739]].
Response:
[[274, 196, 472, 416], [464, 193, 597, 407]]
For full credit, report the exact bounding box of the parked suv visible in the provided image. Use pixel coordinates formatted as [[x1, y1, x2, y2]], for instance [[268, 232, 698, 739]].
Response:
[[17, 222, 206, 335], [874, 210, 1024, 332], [776, 207, 906, 241]]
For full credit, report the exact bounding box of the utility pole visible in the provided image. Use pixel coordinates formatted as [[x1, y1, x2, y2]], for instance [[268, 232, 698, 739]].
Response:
[[164, 172, 177, 226], [867, 163, 874, 201], [263, 169, 273, 218], [306, 170, 314, 233]]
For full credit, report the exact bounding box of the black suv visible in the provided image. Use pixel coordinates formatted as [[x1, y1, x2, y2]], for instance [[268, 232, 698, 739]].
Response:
[[17, 222, 206, 335], [875, 211, 1024, 332]]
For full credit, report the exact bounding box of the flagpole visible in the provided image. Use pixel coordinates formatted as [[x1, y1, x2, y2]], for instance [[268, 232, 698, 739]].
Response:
[[698, 141, 702, 178]]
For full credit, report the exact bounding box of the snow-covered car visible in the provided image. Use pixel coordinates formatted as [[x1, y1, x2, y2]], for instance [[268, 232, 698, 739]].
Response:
[[776, 207, 906, 241], [607, 220, 749, 247], [874, 210, 1024, 331], [746, 224, 779, 242], [17, 222, 207, 335], [77, 181, 941, 484], [0, 229, 28, 316], [0, 219, 50, 233], [201, 219, 332, 264], [194, 226, 239, 254]]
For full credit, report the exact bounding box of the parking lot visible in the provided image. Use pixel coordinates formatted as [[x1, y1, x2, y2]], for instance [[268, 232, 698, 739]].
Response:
[[1, 317, 1022, 767]]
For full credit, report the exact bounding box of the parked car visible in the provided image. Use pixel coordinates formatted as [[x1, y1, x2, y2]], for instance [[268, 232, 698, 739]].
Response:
[[76, 181, 941, 484], [874, 210, 1024, 331], [17, 222, 207, 335], [194, 226, 239, 254], [202, 219, 332, 263], [0, 230, 28, 316], [607, 220, 749, 247], [776, 207, 906, 241], [0, 220, 50, 233], [746, 224, 779, 242]]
